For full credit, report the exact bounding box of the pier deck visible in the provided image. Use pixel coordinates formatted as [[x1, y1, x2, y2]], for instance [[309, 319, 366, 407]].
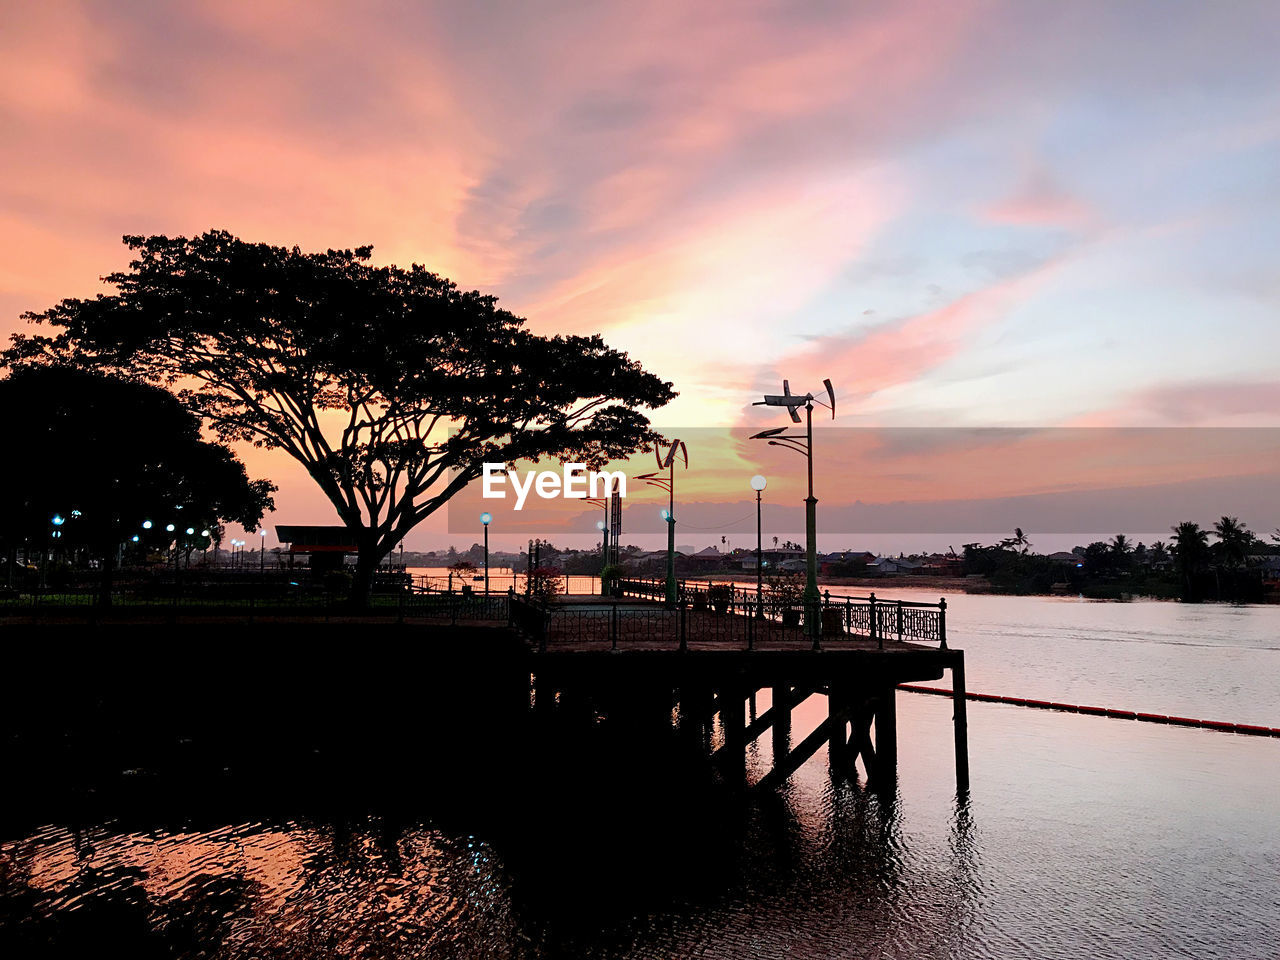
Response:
[[524, 594, 969, 793]]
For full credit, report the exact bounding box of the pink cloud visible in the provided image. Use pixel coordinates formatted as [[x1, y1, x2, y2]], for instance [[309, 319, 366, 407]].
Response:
[[766, 257, 1064, 414], [1075, 379, 1280, 427], [985, 164, 1095, 227]]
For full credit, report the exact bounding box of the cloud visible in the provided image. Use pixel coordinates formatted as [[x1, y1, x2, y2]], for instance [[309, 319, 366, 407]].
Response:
[[1079, 379, 1280, 427], [757, 255, 1064, 413], [985, 163, 1095, 228]]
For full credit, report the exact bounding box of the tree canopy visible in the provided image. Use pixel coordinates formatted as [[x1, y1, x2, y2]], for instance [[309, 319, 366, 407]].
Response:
[[0, 365, 275, 568], [9, 231, 676, 598]]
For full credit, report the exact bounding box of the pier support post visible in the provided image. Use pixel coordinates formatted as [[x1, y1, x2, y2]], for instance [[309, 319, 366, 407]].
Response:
[[875, 685, 898, 782], [952, 656, 969, 794], [535, 674, 554, 714], [722, 683, 746, 785], [828, 685, 850, 767], [772, 685, 792, 767]]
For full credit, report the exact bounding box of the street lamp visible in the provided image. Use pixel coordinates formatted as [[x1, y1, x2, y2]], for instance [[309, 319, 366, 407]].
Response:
[[750, 474, 767, 622], [636, 439, 688, 608], [751, 378, 836, 646], [259, 528, 267, 574], [480, 512, 492, 594]]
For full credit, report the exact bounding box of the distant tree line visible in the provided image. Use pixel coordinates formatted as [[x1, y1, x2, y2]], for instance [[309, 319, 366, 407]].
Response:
[[963, 518, 1279, 601]]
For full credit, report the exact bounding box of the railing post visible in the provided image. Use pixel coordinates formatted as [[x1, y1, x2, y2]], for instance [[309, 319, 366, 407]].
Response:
[[845, 596, 851, 633], [870, 592, 880, 649], [939, 597, 948, 649], [610, 602, 619, 651], [679, 601, 688, 652], [896, 600, 903, 644]]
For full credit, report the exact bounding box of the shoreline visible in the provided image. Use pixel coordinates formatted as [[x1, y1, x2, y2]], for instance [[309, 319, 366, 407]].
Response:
[[677, 571, 1280, 603]]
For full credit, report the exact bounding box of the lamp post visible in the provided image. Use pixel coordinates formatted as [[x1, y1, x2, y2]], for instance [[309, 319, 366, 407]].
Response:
[[594, 518, 609, 596], [480, 512, 492, 595], [167, 523, 179, 575], [259, 529, 267, 574], [45, 513, 66, 591], [636, 439, 688, 608], [751, 379, 836, 647], [750, 475, 766, 619]]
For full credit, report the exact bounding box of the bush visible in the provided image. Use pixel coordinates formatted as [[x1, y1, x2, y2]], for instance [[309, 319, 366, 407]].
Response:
[[600, 563, 625, 596], [707, 582, 733, 612], [323, 569, 353, 595], [526, 566, 562, 605], [766, 570, 805, 606]]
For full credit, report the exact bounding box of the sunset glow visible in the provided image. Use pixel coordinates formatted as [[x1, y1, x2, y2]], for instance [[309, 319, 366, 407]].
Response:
[[4, 1, 1278, 548]]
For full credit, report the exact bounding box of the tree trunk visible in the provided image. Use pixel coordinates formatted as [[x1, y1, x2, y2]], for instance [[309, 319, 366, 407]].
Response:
[[350, 538, 390, 608]]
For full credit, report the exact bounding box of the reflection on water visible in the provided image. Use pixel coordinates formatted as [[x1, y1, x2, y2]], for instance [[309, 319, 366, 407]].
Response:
[[2, 782, 981, 959], [8, 694, 1277, 959]]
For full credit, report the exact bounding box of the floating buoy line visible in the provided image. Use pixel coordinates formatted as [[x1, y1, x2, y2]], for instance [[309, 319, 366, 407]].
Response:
[[897, 684, 1280, 737]]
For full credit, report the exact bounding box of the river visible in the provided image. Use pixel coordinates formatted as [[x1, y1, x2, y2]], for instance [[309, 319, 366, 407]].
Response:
[[1, 594, 1277, 958]]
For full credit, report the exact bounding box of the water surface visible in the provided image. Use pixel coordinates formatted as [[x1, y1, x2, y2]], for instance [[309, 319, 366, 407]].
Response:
[[2, 596, 1277, 959]]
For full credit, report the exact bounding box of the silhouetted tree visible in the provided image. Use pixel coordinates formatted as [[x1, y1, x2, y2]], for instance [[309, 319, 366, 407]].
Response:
[[1109, 533, 1134, 573], [9, 231, 675, 602], [1083, 541, 1113, 577], [1171, 521, 1211, 600], [0, 366, 274, 602], [1000, 527, 1031, 554], [1149, 540, 1169, 566], [1212, 516, 1251, 568]]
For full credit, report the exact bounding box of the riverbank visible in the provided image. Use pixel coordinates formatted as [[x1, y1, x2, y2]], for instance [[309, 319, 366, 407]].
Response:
[[679, 571, 1280, 602]]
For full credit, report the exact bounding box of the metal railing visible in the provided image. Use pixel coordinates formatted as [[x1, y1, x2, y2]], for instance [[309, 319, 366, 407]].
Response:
[[614, 577, 947, 647], [0, 577, 516, 625]]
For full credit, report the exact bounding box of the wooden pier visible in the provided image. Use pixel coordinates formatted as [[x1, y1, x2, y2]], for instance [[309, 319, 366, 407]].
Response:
[[519, 587, 969, 793]]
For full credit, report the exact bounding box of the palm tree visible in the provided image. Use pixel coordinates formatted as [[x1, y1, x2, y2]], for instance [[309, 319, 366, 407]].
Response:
[[773, 536, 779, 549], [1213, 516, 1251, 569], [1149, 541, 1169, 566], [1171, 521, 1210, 598], [1110, 534, 1132, 556], [1001, 527, 1031, 554]]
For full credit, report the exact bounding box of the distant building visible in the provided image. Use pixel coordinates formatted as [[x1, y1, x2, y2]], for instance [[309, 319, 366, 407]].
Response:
[[1048, 551, 1085, 568], [868, 556, 923, 575]]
